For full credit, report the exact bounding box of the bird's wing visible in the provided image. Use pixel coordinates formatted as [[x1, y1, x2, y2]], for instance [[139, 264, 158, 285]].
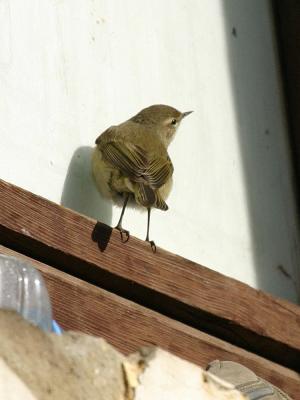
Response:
[[102, 141, 146, 181], [99, 134, 173, 189], [145, 156, 173, 189]]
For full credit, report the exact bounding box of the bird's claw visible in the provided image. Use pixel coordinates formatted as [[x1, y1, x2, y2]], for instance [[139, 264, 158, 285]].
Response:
[[115, 226, 130, 243], [147, 240, 156, 253]]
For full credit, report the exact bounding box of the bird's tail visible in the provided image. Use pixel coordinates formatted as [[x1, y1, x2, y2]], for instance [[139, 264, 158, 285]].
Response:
[[135, 184, 168, 211]]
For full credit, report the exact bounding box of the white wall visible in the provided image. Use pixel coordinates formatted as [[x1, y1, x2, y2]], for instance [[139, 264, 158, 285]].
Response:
[[0, 0, 299, 302]]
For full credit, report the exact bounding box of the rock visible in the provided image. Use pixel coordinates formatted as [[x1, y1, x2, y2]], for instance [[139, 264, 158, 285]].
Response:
[[0, 310, 125, 400], [0, 359, 37, 400], [0, 310, 245, 400]]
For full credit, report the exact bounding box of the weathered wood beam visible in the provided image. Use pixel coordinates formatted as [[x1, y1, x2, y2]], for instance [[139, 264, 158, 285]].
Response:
[[0, 245, 298, 399], [0, 178, 300, 371]]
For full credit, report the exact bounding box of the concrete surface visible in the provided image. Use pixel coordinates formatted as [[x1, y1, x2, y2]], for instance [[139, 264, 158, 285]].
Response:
[[0, 310, 245, 400]]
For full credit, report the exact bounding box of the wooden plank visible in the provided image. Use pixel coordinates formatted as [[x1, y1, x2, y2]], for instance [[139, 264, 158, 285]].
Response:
[[0, 178, 300, 371], [0, 245, 298, 399]]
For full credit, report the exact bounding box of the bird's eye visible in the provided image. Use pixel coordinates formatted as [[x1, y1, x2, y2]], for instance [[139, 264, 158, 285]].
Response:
[[171, 119, 177, 125]]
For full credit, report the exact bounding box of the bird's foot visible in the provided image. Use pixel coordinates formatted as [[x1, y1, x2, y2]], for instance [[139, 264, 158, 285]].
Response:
[[146, 239, 156, 253], [115, 225, 130, 243]]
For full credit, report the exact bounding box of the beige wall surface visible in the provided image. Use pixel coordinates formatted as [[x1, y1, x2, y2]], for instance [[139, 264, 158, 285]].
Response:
[[0, 0, 299, 302]]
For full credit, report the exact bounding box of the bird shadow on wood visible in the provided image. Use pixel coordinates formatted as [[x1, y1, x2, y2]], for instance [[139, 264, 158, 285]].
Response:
[[61, 147, 113, 244], [91, 221, 113, 252]]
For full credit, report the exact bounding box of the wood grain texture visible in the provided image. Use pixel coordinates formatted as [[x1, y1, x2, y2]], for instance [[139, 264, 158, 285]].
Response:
[[0, 245, 298, 399], [0, 178, 300, 371]]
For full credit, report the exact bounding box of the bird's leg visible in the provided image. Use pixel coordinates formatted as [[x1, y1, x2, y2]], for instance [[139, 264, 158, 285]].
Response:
[[115, 193, 130, 243], [146, 208, 156, 253]]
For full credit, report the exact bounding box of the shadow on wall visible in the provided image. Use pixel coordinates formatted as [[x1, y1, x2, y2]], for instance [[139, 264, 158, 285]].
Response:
[[222, 1, 299, 302], [61, 146, 113, 226]]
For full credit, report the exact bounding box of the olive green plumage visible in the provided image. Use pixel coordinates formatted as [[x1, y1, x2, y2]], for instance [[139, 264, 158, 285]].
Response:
[[92, 104, 192, 248]]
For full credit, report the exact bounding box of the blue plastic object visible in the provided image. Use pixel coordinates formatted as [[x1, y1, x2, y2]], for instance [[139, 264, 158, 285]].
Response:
[[52, 319, 63, 334], [0, 254, 61, 333]]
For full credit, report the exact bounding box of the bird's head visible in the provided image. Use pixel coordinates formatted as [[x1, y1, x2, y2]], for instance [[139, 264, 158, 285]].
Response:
[[131, 104, 193, 146]]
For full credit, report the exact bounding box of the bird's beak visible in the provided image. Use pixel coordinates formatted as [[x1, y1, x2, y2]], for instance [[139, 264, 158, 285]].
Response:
[[181, 111, 193, 119]]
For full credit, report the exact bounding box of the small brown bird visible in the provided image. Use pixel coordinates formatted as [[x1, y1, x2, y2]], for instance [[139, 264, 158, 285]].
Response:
[[92, 104, 192, 251]]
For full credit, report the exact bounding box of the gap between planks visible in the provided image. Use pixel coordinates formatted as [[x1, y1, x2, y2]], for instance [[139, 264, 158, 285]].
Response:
[[0, 244, 299, 399], [0, 178, 300, 371]]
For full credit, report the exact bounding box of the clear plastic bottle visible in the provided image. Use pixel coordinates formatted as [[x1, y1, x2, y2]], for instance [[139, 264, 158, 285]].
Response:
[[0, 254, 53, 332]]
